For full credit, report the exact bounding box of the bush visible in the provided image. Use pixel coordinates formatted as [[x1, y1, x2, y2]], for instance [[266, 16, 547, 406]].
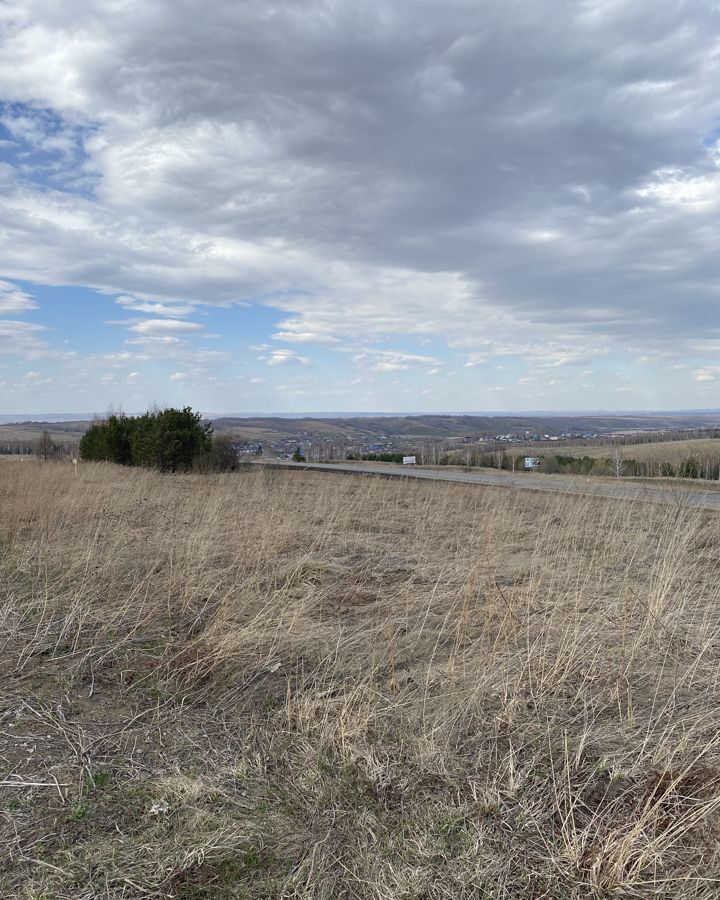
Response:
[[80, 407, 212, 472], [678, 456, 700, 479], [359, 452, 408, 463], [199, 433, 239, 472], [541, 454, 560, 474]]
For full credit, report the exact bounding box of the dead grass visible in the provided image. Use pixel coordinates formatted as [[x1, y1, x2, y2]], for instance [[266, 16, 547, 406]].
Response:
[[1, 460, 720, 898], [513, 437, 720, 465]]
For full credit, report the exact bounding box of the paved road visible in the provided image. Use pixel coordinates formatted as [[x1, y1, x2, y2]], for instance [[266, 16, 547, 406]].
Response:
[[268, 460, 720, 511]]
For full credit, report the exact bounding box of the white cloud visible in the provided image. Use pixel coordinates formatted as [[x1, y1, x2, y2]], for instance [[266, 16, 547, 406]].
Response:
[[267, 349, 311, 366], [272, 331, 340, 345], [116, 296, 197, 317], [0, 280, 38, 313], [352, 349, 442, 373], [693, 366, 720, 382], [125, 319, 203, 336], [637, 163, 720, 211], [0, 319, 47, 356]]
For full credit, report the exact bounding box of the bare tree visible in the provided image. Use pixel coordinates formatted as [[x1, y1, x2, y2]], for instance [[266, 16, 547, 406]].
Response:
[[38, 429, 55, 462], [209, 433, 239, 470], [611, 445, 625, 478]]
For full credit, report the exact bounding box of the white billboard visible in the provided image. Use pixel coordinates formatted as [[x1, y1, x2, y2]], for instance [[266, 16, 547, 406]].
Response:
[[403, 456, 417, 465], [524, 457, 541, 470]]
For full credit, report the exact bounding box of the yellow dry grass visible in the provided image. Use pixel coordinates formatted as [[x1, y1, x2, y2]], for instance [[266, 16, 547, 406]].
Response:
[[0, 423, 86, 443], [1, 460, 720, 899], [514, 437, 720, 464]]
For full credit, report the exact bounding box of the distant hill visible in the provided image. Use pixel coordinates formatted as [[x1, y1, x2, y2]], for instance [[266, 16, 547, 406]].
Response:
[[211, 412, 720, 441], [3, 411, 720, 449]]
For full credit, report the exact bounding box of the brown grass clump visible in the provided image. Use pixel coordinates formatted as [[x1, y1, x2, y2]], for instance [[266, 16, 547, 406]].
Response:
[[1, 460, 720, 898]]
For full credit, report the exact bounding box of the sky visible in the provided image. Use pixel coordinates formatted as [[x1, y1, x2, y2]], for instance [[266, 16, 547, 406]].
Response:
[[1, 0, 720, 415]]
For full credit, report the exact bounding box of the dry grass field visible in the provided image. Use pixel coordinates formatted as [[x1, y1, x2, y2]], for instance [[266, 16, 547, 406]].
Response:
[[0, 423, 87, 444], [2, 461, 720, 898], [512, 438, 720, 465]]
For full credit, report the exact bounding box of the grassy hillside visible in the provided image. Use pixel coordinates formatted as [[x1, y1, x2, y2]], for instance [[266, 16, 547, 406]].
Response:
[[520, 438, 720, 464], [2, 462, 720, 897], [558, 438, 720, 464], [0, 422, 88, 444]]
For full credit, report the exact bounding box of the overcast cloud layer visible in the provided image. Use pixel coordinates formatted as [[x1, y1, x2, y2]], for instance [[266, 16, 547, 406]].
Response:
[[1, 0, 720, 412]]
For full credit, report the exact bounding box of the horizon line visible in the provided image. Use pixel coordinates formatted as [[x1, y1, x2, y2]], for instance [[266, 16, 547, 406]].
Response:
[[3, 407, 720, 423]]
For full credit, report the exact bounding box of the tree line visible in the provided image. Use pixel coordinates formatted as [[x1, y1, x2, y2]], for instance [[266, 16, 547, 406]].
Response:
[[345, 452, 409, 464], [441, 450, 718, 479], [1, 432, 77, 459]]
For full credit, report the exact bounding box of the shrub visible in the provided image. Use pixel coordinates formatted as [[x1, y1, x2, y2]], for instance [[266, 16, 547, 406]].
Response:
[[541, 454, 560, 474], [359, 452, 407, 463], [196, 433, 239, 472], [678, 456, 700, 479], [80, 407, 212, 472]]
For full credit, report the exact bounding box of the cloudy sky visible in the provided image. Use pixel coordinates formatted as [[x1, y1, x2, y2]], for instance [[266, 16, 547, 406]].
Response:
[[1, 0, 720, 414]]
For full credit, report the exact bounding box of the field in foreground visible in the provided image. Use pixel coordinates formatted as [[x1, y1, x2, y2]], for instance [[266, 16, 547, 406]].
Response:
[[2, 463, 720, 899]]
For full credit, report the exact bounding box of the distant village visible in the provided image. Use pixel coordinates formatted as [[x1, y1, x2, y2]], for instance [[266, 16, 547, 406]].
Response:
[[236, 428, 605, 462], [229, 423, 720, 465]]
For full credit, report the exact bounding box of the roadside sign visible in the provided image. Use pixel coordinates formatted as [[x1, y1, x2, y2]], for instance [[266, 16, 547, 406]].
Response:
[[524, 457, 540, 470], [402, 456, 417, 465]]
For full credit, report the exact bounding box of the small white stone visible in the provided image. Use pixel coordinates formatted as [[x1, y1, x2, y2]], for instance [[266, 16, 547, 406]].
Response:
[[149, 800, 170, 815]]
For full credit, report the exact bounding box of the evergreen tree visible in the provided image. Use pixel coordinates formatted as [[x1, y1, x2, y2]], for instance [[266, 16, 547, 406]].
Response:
[[79, 407, 212, 471]]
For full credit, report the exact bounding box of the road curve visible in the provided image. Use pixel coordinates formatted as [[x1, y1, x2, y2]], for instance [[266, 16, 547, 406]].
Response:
[[265, 460, 720, 511]]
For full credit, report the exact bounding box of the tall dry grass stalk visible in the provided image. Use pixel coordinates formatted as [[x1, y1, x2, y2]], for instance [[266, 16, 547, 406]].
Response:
[[1, 460, 720, 898]]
